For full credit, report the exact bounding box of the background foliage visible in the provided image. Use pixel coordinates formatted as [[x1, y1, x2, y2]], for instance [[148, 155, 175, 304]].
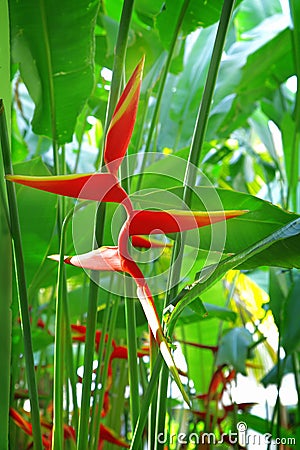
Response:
[[1, 0, 300, 448]]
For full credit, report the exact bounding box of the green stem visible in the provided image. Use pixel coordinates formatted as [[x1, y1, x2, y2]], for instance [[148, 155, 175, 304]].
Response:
[[52, 203, 89, 449], [90, 284, 111, 450], [77, 274, 100, 450], [121, 142, 140, 438], [167, 0, 237, 336], [155, 6, 236, 436], [93, 293, 121, 449], [125, 287, 140, 430], [78, 2, 135, 448], [154, 238, 183, 450], [63, 281, 79, 431], [51, 226, 66, 450], [0, 100, 43, 450], [130, 354, 164, 449], [0, 3, 11, 448], [287, 0, 300, 210], [183, 0, 236, 198], [136, 0, 191, 191], [292, 353, 300, 423]]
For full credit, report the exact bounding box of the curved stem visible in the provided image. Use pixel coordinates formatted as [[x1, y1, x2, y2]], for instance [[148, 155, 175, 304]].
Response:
[[286, 0, 300, 209], [92, 292, 121, 449], [183, 0, 236, 198], [155, 1, 236, 446], [0, 3, 11, 448], [1, 99, 44, 450], [78, 3, 135, 448], [89, 281, 111, 450], [136, 0, 191, 191], [51, 202, 90, 449]]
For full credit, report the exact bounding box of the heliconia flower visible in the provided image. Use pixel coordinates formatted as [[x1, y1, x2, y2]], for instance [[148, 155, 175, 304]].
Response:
[[50, 246, 190, 405], [98, 423, 130, 449], [127, 209, 247, 235], [131, 235, 172, 249], [5, 173, 128, 205], [71, 323, 149, 358], [222, 402, 257, 413], [9, 408, 51, 449], [177, 339, 218, 354], [104, 56, 144, 176], [10, 407, 129, 449], [6, 57, 248, 406]]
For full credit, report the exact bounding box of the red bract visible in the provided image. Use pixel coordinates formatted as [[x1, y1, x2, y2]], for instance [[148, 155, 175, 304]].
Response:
[[10, 407, 129, 449], [71, 323, 149, 417], [7, 57, 247, 405], [104, 57, 144, 176]]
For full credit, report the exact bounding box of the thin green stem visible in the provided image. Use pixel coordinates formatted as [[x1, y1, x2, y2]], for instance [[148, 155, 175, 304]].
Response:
[[130, 354, 164, 449], [77, 274, 100, 450], [292, 353, 300, 422], [154, 238, 184, 450], [78, 2, 135, 448], [96, 0, 135, 169], [0, 100, 43, 450], [63, 281, 79, 431], [0, 3, 11, 448], [287, 0, 300, 210], [90, 285, 111, 450], [183, 0, 236, 198], [121, 142, 140, 438], [51, 203, 89, 449], [167, 0, 237, 337], [125, 286, 140, 431], [93, 294, 121, 449], [136, 0, 191, 191], [51, 228, 66, 450], [154, 6, 236, 435]]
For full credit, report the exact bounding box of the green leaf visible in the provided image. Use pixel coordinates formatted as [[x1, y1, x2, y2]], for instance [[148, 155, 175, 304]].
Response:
[[281, 273, 300, 354], [157, 26, 216, 150], [175, 281, 230, 393], [176, 319, 217, 393], [169, 217, 300, 327], [235, 0, 282, 35], [132, 185, 300, 269], [261, 355, 293, 387], [10, 0, 99, 144], [156, 0, 242, 49], [216, 327, 253, 374], [268, 268, 289, 331], [268, 270, 300, 355], [209, 17, 293, 139], [203, 302, 236, 322]]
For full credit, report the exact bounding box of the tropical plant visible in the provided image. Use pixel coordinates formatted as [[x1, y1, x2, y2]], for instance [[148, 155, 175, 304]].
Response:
[[1, 0, 300, 449]]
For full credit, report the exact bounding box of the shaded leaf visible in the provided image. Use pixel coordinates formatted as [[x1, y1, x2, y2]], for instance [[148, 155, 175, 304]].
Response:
[[169, 217, 300, 327], [132, 186, 300, 268], [282, 274, 300, 354], [10, 0, 99, 143], [216, 327, 253, 375]]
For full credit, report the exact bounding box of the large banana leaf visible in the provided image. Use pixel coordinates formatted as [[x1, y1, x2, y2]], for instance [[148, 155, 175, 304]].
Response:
[[10, 0, 99, 144], [169, 217, 300, 329]]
